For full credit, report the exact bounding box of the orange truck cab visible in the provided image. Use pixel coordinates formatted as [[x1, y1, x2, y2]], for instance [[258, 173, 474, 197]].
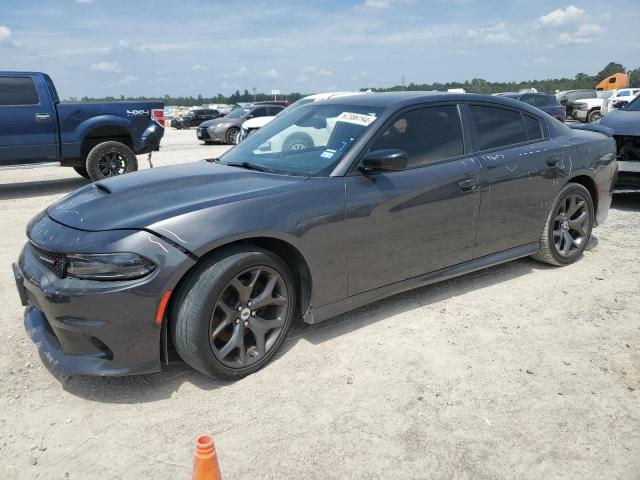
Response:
[[596, 72, 630, 91]]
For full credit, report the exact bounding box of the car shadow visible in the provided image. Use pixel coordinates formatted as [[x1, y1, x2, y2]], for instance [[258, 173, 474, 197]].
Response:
[[612, 191, 640, 212], [0, 177, 90, 200], [50, 256, 550, 404]]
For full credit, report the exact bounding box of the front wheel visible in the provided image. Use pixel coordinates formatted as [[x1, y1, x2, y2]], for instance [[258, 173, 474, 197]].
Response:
[[587, 109, 602, 123], [531, 183, 594, 266], [171, 247, 296, 378], [73, 166, 91, 179], [226, 127, 240, 145], [85, 141, 138, 182]]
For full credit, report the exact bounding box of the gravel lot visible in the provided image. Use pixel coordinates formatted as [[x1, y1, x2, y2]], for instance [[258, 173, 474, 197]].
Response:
[[1, 128, 639, 480]]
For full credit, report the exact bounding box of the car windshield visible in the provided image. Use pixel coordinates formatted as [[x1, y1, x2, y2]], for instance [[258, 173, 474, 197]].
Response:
[[624, 96, 640, 111], [275, 98, 316, 117], [225, 108, 251, 119], [219, 103, 384, 176]]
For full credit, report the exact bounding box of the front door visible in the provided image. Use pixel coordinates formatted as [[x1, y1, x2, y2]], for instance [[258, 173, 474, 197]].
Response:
[[345, 104, 481, 296], [0, 75, 57, 165]]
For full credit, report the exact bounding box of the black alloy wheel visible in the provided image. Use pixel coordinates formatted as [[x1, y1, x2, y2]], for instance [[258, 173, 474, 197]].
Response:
[[209, 266, 288, 368], [552, 193, 589, 258], [98, 151, 128, 177], [532, 183, 593, 266]]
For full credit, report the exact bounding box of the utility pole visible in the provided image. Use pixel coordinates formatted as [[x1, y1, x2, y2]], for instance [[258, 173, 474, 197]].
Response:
[[252, 87, 256, 102], [401, 74, 406, 90]]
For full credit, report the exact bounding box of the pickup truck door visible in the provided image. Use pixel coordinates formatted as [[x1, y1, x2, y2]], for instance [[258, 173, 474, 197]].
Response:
[[0, 74, 58, 165]]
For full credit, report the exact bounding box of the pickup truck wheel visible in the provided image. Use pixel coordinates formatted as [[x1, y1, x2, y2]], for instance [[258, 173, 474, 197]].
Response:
[[283, 133, 314, 151], [85, 141, 138, 182], [73, 166, 91, 179], [587, 109, 602, 122]]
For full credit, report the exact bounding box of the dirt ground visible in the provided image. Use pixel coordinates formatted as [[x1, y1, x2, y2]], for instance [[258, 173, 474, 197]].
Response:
[[1, 129, 639, 480]]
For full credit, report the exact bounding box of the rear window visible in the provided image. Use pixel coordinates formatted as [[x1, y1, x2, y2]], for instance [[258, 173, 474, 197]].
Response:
[[469, 105, 527, 151], [0, 77, 39, 106]]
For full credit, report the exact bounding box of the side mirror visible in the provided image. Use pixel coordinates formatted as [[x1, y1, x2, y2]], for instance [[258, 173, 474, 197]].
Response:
[[613, 100, 629, 109], [360, 149, 408, 172], [246, 114, 254, 119]]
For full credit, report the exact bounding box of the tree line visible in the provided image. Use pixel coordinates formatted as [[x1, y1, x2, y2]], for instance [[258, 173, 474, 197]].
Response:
[[62, 62, 639, 104], [366, 62, 640, 95]]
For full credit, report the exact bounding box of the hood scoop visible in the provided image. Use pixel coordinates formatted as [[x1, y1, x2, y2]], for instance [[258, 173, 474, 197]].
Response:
[[94, 183, 112, 194]]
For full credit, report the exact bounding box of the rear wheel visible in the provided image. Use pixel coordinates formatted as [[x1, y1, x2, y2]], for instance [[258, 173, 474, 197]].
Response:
[[85, 141, 138, 182], [531, 183, 594, 266], [171, 247, 296, 378], [283, 133, 314, 151]]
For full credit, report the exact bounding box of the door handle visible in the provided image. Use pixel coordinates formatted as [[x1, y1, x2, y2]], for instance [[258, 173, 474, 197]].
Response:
[[545, 156, 559, 167], [458, 178, 478, 192], [35, 113, 51, 121]]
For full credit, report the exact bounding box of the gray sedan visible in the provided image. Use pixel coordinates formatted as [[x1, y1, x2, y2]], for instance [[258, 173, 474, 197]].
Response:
[[197, 104, 283, 144], [14, 92, 616, 379]]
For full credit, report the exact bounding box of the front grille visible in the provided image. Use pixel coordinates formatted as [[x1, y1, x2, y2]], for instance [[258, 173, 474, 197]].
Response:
[[198, 128, 210, 139], [30, 243, 66, 278]]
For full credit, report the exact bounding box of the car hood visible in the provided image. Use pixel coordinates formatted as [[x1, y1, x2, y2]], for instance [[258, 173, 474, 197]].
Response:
[[199, 117, 241, 127], [599, 109, 640, 136], [47, 162, 307, 232]]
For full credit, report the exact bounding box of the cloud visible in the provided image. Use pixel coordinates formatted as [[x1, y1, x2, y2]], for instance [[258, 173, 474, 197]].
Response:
[[318, 68, 333, 76], [539, 5, 585, 26], [532, 56, 549, 64], [118, 75, 138, 85], [76, 0, 93, 3], [466, 22, 514, 44], [236, 65, 248, 75], [191, 64, 208, 71], [90, 61, 122, 73], [0, 26, 11, 44], [341, 55, 355, 62], [261, 68, 279, 79], [362, 0, 414, 8], [558, 23, 604, 45]]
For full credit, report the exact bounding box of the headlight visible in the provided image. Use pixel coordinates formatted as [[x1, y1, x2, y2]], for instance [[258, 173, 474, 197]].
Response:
[[66, 253, 156, 280], [214, 123, 229, 130]]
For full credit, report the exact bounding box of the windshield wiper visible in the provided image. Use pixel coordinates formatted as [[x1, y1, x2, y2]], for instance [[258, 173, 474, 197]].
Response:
[[224, 161, 270, 172]]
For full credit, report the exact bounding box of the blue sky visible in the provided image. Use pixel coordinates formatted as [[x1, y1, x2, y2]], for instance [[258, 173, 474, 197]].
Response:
[[1, 0, 639, 98]]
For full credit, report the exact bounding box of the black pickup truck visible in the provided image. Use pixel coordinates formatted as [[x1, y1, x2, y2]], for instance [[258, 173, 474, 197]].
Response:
[[0, 71, 164, 181]]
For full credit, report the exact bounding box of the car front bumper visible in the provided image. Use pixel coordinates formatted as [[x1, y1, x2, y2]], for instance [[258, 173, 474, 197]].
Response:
[[14, 213, 195, 376], [573, 109, 588, 121]]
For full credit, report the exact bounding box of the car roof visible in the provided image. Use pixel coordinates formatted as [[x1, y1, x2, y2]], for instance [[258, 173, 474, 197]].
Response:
[[315, 91, 539, 111]]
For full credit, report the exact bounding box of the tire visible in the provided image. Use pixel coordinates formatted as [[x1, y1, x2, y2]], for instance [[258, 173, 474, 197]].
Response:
[[85, 141, 138, 182], [587, 109, 602, 123], [225, 127, 240, 145], [282, 133, 314, 152], [73, 166, 91, 179], [531, 183, 594, 266], [171, 247, 296, 378], [203, 141, 215, 145]]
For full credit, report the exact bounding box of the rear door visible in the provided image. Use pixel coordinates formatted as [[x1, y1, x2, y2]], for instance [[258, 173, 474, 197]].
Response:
[[0, 75, 57, 165], [345, 103, 481, 295], [465, 103, 560, 257]]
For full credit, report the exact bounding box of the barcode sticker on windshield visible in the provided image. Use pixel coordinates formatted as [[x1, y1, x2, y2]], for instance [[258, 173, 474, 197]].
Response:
[[336, 112, 377, 127]]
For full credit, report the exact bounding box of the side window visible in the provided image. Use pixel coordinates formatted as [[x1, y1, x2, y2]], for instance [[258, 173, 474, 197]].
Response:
[[371, 105, 463, 167], [469, 105, 527, 151], [523, 114, 543, 141], [618, 91, 630, 97], [0, 77, 39, 106], [268, 106, 284, 116], [521, 96, 536, 106], [252, 107, 268, 117]]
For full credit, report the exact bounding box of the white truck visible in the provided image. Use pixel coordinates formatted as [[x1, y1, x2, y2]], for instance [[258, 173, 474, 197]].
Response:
[[572, 90, 614, 123], [601, 88, 640, 116]]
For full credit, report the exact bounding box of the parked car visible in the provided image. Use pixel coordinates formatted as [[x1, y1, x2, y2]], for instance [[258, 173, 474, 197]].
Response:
[[601, 88, 640, 116], [0, 71, 164, 181], [14, 92, 616, 379], [571, 90, 614, 123], [197, 104, 284, 144], [495, 92, 565, 121], [599, 95, 640, 188], [238, 92, 367, 143], [172, 109, 222, 129], [556, 89, 596, 118]]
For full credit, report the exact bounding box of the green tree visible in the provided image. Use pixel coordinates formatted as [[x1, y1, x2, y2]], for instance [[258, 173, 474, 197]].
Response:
[[596, 62, 625, 82]]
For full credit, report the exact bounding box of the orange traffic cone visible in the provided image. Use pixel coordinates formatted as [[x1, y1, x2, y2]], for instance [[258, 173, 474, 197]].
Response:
[[192, 435, 222, 480]]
